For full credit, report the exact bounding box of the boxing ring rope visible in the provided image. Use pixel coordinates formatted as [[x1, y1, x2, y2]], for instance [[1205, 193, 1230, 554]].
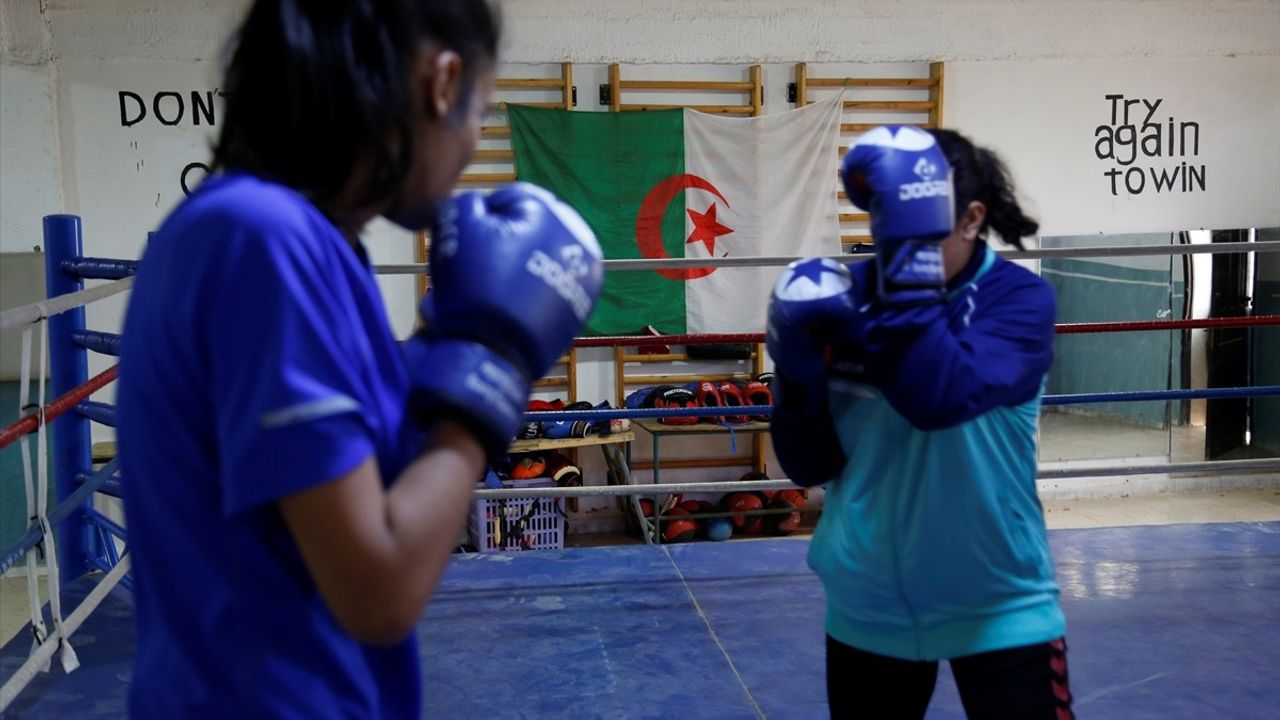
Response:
[[3, 241, 1263, 350], [0, 555, 131, 710], [372, 239, 1280, 275], [0, 217, 129, 714], [517, 383, 1280, 425], [0, 366, 119, 451], [571, 315, 1280, 348], [16, 312, 1272, 359], [473, 456, 1280, 500], [1055, 316, 1280, 334], [513, 385, 1280, 440], [1043, 386, 1280, 405], [7, 370, 1272, 540], [0, 460, 121, 577], [486, 379, 1280, 502], [0, 277, 133, 333]]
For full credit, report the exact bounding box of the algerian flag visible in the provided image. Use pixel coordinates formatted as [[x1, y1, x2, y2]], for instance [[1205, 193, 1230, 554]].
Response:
[[508, 95, 843, 335]]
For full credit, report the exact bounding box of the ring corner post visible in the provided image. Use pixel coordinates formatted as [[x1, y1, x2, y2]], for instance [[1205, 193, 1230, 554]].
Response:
[[42, 214, 99, 584]]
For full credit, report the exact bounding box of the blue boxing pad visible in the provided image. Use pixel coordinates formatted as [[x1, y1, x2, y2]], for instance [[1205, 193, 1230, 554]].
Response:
[[542, 402, 597, 439], [842, 125, 954, 306], [625, 386, 657, 409]]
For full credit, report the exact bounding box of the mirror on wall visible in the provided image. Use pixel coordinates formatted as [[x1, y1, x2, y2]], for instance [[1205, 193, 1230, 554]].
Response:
[[1038, 232, 1183, 465], [1037, 229, 1279, 468]]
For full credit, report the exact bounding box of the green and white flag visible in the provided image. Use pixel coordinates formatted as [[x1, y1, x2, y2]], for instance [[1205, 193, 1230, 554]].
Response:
[[508, 95, 842, 336]]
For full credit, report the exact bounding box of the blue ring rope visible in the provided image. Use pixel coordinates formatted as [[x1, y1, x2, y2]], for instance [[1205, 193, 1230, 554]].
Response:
[[0, 458, 120, 576], [524, 386, 1280, 422]]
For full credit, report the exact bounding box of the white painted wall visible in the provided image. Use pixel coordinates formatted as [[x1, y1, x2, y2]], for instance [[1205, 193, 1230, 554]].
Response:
[[946, 56, 1280, 237], [21, 0, 1280, 66], [501, 0, 1280, 64], [1, 0, 60, 256]]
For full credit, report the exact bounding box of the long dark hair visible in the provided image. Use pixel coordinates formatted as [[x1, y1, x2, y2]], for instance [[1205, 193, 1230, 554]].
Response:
[[929, 128, 1039, 250], [212, 0, 500, 211]]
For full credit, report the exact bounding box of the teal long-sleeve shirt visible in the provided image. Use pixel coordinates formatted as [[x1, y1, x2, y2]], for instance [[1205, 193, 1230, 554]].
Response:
[[804, 245, 1065, 660]]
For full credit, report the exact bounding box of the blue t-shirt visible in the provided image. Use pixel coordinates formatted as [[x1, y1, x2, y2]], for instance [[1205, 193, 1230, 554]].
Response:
[[118, 173, 421, 719]]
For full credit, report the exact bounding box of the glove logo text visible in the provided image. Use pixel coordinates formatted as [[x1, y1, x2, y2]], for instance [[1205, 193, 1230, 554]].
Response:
[[464, 361, 524, 425], [898, 179, 951, 201], [559, 245, 591, 279], [898, 155, 950, 201], [526, 249, 595, 322], [913, 157, 938, 181], [435, 203, 460, 258]]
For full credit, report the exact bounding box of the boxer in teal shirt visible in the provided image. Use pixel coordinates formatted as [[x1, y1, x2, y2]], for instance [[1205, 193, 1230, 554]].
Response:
[[768, 128, 1073, 719]]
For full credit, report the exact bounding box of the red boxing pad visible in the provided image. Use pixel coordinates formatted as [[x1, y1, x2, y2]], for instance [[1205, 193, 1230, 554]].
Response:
[[661, 493, 684, 513], [764, 497, 802, 535], [661, 507, 698, 543], [546, 452, 583, 512], [694, 381, 724, 424], [510, 456, 547, 479], [718, 381, 748, 424], [678, 499, 703, 514], [740, 471, 770, 500], [694, 500, 717, 535], [722, 492, 765, 534], [647, 385, 698, 425], [742, 381, 772, 420], [629, 497, 657, 538], [775, 488, 807, 509]]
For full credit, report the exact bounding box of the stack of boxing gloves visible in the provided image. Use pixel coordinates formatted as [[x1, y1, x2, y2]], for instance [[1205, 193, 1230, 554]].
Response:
[[516, 398, 631, 441], [624, 374, 774, 426]]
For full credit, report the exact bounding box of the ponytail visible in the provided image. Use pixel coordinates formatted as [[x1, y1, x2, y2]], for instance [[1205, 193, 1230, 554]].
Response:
[[929, 129, 1038, 250]]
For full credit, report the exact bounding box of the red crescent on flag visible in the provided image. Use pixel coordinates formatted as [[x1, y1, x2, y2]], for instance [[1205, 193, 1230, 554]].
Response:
[[635, 173, 729, 280]]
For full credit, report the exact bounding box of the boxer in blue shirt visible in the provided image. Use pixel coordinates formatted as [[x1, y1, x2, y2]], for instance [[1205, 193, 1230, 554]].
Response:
[[768, 127, 1074, 719], [118, 2, 604, 718]]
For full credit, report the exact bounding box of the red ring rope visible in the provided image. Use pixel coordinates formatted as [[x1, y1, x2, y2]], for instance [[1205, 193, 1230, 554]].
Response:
[[0, 365, 118, 451], [574, 332, 762, 348], [1055, 315, 1280, 334], [1, 316, 1274, 449]]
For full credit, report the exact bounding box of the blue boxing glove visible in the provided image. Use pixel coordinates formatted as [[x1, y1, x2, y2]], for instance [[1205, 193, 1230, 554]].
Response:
[[404, 183, 604, 460], [766, 258, 861, 395], [842, 125, 955, 306], [764, 258, 862, 487]]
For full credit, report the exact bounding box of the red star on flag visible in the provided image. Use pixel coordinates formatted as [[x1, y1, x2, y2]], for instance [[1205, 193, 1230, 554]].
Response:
[[685, 202, 733, 255]]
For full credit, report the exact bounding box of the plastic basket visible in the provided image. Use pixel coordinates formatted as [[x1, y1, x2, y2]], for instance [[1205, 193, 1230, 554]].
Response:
[[469, 482, 565, 552]]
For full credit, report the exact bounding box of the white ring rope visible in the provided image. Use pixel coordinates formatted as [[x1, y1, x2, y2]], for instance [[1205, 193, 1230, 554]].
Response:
[[0, 276, 134, 333], [1037, 457, 1280, 479], [374, 240, 1280, 275], [0, 555, 130, 713], [0, 243, 1271, 320], [474, 457, 1280, 500]]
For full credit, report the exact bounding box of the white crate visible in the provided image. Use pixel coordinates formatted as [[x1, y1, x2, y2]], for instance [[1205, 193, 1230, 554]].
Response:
[[469, 480, 565, 552]]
